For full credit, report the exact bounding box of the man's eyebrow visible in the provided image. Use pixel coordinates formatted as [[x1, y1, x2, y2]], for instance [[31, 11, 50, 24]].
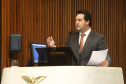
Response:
[[76, 18, 82, 19], [76, 18, 82, 20]]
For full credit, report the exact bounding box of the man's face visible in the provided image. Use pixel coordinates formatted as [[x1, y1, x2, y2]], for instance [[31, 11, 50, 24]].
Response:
[[75, 14, 89, 32]]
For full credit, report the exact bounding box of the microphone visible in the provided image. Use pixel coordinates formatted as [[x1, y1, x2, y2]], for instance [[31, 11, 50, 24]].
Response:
[[68, 30, 73, 35], [52, 30, 72, 46], [75, 31, 79, 34]]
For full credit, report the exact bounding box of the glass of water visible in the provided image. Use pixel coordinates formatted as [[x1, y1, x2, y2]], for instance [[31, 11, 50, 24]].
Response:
[[12, 60, 18, 67]]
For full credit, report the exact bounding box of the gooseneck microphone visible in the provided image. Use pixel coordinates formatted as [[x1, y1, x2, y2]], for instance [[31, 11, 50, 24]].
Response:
[[52, 30, 73, 46]]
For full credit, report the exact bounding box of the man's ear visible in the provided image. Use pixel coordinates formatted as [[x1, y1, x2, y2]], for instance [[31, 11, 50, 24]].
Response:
[[86, 20, 90, 25]]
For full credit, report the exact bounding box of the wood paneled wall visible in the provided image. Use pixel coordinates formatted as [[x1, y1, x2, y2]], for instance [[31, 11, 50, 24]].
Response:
[[1, 0, 126, 83], [0, 0, 2, 82]]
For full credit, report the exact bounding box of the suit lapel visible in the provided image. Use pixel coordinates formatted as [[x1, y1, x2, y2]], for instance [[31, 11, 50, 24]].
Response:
[[74, 32, 79, 44], [81, 30, 95, 55], [73, 32, 79, 60]]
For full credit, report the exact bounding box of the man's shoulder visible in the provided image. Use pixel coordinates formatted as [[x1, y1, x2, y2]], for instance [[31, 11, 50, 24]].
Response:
[[93, 31, 104, 38], [91, 31, 106, 42]]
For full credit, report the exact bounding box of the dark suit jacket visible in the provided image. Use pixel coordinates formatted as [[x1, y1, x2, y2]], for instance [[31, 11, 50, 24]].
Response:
[[65, 30, 111, 66]]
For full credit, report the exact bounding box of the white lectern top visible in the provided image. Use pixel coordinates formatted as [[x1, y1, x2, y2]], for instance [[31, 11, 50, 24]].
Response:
[[1, 66, 124, 84]]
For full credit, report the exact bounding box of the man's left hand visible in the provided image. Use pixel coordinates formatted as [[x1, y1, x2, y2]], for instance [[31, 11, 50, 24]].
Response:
[[99, 60, 108, 67]]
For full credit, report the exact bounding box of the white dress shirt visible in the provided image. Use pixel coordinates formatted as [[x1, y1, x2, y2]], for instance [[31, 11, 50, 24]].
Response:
[[79, 28, 91, 47]]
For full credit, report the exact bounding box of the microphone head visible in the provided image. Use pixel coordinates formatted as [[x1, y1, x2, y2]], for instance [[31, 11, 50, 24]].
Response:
[[68, 30, 73, 35]]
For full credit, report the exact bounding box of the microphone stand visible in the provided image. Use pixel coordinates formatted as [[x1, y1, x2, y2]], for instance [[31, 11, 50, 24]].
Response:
[[52, 36, 69, 46], [51, 30, 73, 46]]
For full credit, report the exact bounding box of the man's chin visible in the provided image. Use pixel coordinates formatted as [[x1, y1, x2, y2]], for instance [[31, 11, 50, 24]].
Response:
[[76, 28, 80, 31]]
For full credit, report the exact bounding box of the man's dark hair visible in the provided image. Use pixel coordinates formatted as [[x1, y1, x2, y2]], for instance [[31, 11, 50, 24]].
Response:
[[77, 10, 92, 27]]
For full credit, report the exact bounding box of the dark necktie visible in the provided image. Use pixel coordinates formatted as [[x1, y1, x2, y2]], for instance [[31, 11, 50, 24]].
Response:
[[79, 34, 85, 53]]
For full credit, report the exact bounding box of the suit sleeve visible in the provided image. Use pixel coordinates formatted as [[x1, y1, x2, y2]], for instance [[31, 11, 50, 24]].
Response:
[[98, 36, 111, 66]]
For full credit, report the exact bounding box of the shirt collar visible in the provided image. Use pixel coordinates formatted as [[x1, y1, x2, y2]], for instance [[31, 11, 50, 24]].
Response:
[[79, 28, 91, 37]]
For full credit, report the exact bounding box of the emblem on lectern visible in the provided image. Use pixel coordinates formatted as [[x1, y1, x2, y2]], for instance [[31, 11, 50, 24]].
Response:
[[21, 76, 47, 84]]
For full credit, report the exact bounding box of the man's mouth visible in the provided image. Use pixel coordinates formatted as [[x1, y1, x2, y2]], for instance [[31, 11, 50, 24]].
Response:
[[76, 26, 79, 28]]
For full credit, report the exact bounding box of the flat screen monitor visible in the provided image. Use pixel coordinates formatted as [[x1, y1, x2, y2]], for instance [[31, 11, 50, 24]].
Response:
[[30, 42, 47, 63]]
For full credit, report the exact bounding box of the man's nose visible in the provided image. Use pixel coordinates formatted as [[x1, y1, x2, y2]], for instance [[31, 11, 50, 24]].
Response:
[[76, 21, 79, 25]]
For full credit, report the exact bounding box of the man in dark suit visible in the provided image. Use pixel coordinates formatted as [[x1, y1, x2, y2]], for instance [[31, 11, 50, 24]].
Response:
[[47, 10, 111, 67]]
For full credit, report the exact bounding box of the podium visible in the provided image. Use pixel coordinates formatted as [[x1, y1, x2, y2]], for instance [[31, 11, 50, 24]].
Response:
[[35, 47, 78, 66], [1, 66, 124, 84]]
